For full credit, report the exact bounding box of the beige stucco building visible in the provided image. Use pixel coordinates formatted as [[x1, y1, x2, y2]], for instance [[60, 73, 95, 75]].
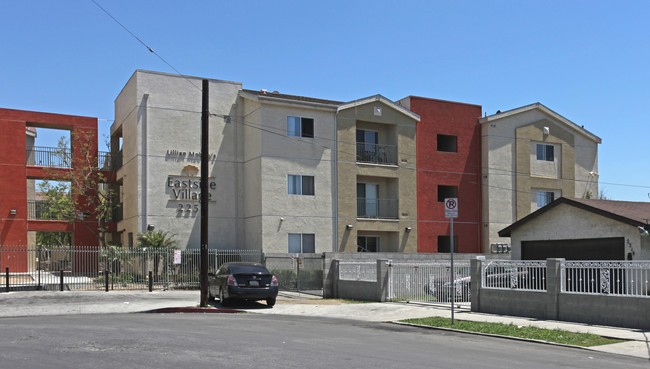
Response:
[[336, 96, 419, 253], [111, 71, 421, 254], [479, 103, 601, 252]]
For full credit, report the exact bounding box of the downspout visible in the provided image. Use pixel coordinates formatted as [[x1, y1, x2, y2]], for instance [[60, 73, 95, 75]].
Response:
[[141, 94, 149, 232], [334, 110, 339, 252]]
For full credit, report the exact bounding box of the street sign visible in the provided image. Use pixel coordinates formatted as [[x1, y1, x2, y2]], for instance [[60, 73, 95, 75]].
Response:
[[445, 198, 458, 218]]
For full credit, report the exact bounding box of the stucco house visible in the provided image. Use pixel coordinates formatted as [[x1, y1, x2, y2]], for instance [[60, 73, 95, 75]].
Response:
[[499, 197, 650, 260]]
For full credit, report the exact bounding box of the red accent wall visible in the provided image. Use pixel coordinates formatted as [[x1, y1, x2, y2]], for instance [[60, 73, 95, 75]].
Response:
[[0, 108, 104, 272], [407, 97, 482, 253]]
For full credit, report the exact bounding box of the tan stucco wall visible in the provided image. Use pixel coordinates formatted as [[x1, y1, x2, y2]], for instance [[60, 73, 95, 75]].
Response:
[[481, 108, 599, 253], [336, 99, 417, 253]]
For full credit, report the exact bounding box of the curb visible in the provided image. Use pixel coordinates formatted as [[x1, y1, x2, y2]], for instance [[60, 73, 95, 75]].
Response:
[[144, 307, 243, 314], [391, 321, 602, 351]]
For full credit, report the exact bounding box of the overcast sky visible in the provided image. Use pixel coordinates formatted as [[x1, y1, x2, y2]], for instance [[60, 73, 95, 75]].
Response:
[[2, 1, 649, 201]]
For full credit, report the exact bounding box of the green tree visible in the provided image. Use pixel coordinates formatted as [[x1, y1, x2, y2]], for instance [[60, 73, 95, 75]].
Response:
[[45, 132, 119, 249], [137, 230, 178, 250], [137, 230, 178, 280]]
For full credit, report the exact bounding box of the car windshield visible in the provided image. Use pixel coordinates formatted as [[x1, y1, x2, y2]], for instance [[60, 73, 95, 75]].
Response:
[[229, 265, 269, 274]]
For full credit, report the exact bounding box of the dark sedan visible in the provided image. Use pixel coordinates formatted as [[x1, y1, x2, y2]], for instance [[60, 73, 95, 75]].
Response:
[[208, 262, 279, 307]]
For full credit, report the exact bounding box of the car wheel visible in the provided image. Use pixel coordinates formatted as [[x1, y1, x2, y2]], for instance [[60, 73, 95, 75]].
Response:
[[219, 287, 229, 306], [266, 297, 276, 307]]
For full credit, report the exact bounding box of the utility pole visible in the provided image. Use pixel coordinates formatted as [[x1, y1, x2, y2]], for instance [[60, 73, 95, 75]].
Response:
[[200, 79, 209, 307]]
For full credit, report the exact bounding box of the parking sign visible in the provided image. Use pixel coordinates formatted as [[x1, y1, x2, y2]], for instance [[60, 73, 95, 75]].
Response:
[[445, 198, 458, 218]]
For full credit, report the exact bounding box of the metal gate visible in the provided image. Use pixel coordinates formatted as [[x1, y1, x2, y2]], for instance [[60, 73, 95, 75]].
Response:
[[387, 261, 472, 306]]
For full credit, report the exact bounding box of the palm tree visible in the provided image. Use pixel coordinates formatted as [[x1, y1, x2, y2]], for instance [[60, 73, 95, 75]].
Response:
[[137, 230, 178, 281]]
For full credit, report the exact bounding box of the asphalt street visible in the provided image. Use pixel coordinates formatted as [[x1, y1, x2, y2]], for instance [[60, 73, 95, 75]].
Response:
[[1, 313, 648, 369]]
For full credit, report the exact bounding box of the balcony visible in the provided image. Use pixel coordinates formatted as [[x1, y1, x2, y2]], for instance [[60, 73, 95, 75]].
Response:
[[98, 150, 122, 170], [357, 198, 398, 219], [26, 146, 71, 168], [27, 200, 73, 220], [110, 203, 123, 222], [356, 143, 397, 165]]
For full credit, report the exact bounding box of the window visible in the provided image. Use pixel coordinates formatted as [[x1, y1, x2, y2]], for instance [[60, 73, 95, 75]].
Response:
[[536, 144, 554, 161], [536, 191, 555, 208], [437, 185, 458, 202], [288, 233, 315, 253], [288, 175, 314, 195], [357, 236, 379, 252], [438, 236, 458, 253], [357, 183, 378, 217], [287, 116, 314, 138], [437, 134, 457, 153]]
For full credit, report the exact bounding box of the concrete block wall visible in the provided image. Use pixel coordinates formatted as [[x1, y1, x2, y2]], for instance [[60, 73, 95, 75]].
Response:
[[472, 258, 650, 330]]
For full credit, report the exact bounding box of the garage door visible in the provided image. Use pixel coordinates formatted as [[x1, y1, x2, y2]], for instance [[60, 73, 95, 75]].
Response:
[[521, 237, 624, 260]]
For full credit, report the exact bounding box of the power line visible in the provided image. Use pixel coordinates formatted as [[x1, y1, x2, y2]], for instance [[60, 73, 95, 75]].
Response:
[[89, 0, 201, 92]]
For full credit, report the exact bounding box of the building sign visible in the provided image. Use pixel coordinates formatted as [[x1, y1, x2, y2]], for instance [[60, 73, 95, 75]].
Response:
[[166, 150, 216, 161], [167, 165, 217, 215]]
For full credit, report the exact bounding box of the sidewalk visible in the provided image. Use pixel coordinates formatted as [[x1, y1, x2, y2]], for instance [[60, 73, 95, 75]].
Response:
[[1, 290, 648, 360]]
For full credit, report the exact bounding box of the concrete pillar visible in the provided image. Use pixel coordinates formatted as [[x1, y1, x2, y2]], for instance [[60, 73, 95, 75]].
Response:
[[327, 259, 339, 299], [545, 258, 564, 320], [377, 259, 389, 302], [470, 258, 483, 312]]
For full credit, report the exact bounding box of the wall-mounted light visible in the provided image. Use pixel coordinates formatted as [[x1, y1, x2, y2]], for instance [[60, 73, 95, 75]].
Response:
[[543, 126, 550, 135], [405, 226, 412, 231], [280, 217, 284, 221], [346, 224, 353, 230], [638, 226, 648, 237], [147, 224, 155, 231], [9, 209, 17, 215]]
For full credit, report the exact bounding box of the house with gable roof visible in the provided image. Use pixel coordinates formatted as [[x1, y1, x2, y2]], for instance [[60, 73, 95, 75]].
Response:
[[499, 197, 650, 260]]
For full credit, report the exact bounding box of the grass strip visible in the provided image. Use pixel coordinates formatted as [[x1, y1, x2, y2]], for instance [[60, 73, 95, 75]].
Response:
[[401, 317, 625, 347]]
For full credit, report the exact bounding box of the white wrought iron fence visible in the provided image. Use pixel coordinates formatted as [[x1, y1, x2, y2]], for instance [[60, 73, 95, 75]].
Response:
[[0, 247, 263, 291], [387, 261, 472, 305], [562, 261, 650, 297], [481, 260, 547, 291]]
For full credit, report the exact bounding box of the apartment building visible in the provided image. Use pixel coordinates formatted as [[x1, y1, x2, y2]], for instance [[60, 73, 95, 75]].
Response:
[[336, 96, 419, 253], [399, 96, 483, 254], [479, 103, 601, 252], [0, 108, 109, 271]]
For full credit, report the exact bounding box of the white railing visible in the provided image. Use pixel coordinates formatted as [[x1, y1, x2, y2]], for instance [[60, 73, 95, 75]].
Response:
[[562, 261, 650, 297], [338, 261, 377, 282], [482, 260, 547, 291], [388, 261, 472, 305]]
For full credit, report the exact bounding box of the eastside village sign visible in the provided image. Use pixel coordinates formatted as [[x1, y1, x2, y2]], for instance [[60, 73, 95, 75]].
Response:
[[167, 165, 217, 214]]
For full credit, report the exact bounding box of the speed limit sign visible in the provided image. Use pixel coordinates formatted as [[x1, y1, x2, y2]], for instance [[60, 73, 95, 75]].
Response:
[[445, 198, 458, 218]]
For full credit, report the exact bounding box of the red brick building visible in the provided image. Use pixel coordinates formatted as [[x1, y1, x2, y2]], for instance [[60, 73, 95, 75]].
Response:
[[0, 108, 112, 272], [399, 97, 483, 253]]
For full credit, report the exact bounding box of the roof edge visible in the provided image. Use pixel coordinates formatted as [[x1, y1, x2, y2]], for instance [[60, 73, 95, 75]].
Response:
[[479, 103, 601, 144]]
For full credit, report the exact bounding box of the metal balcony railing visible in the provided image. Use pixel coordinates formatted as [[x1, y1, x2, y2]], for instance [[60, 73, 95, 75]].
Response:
[[356, 143, 397, 165], [27, 200, 73, 220], [111, 203, 123, 222], [357, 198, 399, 219], [26, 146, 71, 168]]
